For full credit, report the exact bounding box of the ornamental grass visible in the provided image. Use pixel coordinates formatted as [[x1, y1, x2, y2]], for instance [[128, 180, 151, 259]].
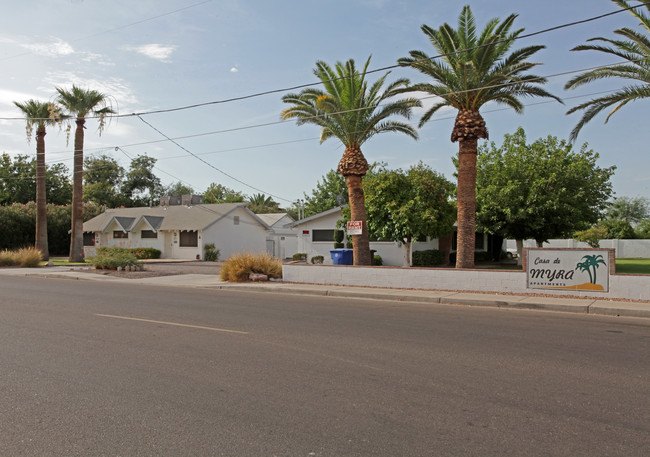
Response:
[[0, 247, 43, 267], [220, 252, 282, 282]]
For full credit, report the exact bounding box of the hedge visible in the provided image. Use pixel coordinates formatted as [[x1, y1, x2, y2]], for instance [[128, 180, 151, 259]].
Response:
[[412, 249, 447, 266]]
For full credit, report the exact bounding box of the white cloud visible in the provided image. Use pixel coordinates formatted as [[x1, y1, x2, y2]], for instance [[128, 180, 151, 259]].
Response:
[[230, 67, 239, 73], [124, 44, 177, 62], [21, 37, 74, 57], [40, 72, 139, 111]]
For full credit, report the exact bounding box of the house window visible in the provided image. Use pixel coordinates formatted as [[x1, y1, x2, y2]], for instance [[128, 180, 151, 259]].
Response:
[[113, 231, 128, 239], [312, 229, 335, 242], [141, 230, 158, 239], [234, 216, 240, 225], [83, 232, 95, 246], [179, 230, 198, 247]]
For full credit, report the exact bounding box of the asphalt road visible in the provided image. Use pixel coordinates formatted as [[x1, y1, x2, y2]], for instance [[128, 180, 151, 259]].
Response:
[[1, 276, 649, 456]]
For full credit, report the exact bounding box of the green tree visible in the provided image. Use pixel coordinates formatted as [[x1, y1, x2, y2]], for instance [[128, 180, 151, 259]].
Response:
[[600, 218, 637, 239], [398, 5, 561, 268], [162, 182, 194, 198], [635, 218, 650, 238], [56, 85, 114, 262], [282, 57, 420, 265], [0, 154, 71, 205], [247, 193, 281, 214], [122, 155, 162, 206], [83, 154, 126, 207], [202, 183, 246, 204], [564, 0, 650, 141], [475, 128, 615, 260], [605, 196, 649, 224], [573, 225, 609, 248], [361, 163, 456, 266], [12, 99, 64, 259]]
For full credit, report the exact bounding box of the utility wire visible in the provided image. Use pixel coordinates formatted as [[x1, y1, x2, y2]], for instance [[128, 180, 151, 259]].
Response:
[[2, 2, 647, 122], [136, 115, 295, 203]]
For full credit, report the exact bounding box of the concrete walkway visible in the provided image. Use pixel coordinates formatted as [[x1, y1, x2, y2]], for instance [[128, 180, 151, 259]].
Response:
[[3, 266, 650, 319]]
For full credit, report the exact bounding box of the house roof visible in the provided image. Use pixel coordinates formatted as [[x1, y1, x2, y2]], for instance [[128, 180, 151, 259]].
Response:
[[289, 206, 346, 228], [83, 203, 262, 233], [256, 212, 294, 228]]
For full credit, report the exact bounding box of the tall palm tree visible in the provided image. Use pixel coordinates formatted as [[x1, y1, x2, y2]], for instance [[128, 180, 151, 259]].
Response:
[[564, 0, 650, 142], [13, 100, 64, 260], [398, 5, 561, 268], [281, 57, 421, 265], [56, 85, 114, 262]]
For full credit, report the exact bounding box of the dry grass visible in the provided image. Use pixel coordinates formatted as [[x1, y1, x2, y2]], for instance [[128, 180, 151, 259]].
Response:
[[0, 247, 43, 267], [220, 252, 282, 282]]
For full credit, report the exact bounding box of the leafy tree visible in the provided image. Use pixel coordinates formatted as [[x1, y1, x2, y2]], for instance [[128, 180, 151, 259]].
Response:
[[564, 0, 650, 141], [56, 85, 115, 262], [398, 5, 560, 268], [0, 154, 71, 205], [574, 226, 609, 248], [605, 196, 649, 224], [475, 128, 615, 260], [13, 99, 65, 259], [282, 57, 421, 265], [122, 155, 162, 207], [202, 183, 246, 204], [635, 219, 650, 238], [83, 154, 126, 207], [162, 182, 194, 198], [600, 218, 636, 239], [360, 163, 456, 266]]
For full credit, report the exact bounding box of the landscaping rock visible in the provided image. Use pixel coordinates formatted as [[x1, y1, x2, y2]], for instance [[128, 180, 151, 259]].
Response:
[[249, 273, 269, 282]]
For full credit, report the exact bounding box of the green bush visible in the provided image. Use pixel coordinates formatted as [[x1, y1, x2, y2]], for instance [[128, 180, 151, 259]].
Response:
[[311, 255, 324, 264], [220, 252, 282, 282], [88, 250, 141, 270], [204, 243, 220, 262], [96, 246, 160, 260], [413, 249, 446, 266], [372, 255, 383, 266], [448, 250, 492, 264], [292, 253, 307, 261]]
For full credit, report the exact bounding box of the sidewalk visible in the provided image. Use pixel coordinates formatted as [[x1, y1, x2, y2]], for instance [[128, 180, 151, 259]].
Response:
[[3, 266, 650, 319]]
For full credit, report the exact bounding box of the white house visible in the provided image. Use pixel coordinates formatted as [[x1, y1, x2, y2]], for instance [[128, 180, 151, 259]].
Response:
[[256, 213, 297, 259], [82, 203, 271, 260], [289, 206, 451, 266]]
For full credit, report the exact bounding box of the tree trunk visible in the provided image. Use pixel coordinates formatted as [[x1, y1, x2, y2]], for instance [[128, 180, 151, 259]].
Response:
[[35, 127, 49, 260], [403, 236, 412, 267], [345, 175, 371, 266], [455, 137, 478, 269], [516, 239, 524, 267], [69, 118, 85, 262]]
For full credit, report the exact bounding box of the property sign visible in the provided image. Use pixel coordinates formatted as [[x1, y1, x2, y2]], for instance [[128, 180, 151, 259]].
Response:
[[347, 221, 363, 235], [526, 248, 610, 292]]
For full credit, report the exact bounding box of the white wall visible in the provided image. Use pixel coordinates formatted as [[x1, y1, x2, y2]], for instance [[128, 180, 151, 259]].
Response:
[[202, 207, 268, 260], [506, 239, 650, 258], [283, 264, 650, 301]]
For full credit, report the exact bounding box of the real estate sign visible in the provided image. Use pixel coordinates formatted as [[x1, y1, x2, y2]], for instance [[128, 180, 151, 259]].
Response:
[[526, 248, 610, 292], [347, 221, 362, 235]]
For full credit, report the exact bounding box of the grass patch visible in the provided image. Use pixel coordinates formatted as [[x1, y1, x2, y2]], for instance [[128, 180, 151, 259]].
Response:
[[49, 257, 88, 266], [0, 247, 43, 267], [615, 258, 650, 274], [220, 252, 282, 282]]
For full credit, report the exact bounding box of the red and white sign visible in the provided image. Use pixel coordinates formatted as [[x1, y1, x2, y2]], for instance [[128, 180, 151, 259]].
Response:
[[347, 221, 362, 235]]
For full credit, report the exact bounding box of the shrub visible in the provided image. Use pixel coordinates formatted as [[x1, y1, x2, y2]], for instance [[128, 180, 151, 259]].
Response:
[[130, 247, 161, 259], [88, 249, 141, 270], [0, 247, 42, 267], [574, 226, 608, 248], [220, 252, 282, 282], [413, 249, 446, 266], [448, 250, 491, 264], [204, 243, 220, 262], [372, 255, 383, 266], [311, 255, 324, 264], [96, 246, 160, 260], [292, 253, 307, 261]]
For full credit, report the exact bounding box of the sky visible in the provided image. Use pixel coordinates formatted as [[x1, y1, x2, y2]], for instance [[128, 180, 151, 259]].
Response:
[[1, 0, 649, 208]]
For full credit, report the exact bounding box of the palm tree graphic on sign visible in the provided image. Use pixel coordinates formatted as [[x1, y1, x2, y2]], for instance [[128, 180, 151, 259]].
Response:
[[575, 255, 606, 284]]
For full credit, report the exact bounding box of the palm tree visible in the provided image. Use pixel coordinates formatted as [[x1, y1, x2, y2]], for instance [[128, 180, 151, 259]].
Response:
[[13, 100, 64, 260], [282, 57, 421, 265], [398, 5, 561, 268], [564, 0, 650, 142], [56, 85, 114, 262]]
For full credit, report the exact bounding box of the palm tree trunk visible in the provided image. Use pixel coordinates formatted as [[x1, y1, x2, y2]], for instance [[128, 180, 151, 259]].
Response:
[[69, 118, 85, 262], [456, 138, 478, 269], [345, 175, 371, 266], [35, 127, 49, 260]]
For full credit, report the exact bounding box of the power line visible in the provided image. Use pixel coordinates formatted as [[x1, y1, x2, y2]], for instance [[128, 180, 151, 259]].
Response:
[[136, 115, 295, 203], [2, 2, 647, 122]]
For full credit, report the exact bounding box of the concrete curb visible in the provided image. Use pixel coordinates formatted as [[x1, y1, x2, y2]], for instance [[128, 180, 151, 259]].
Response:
[[5, 269, 649, 319]]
